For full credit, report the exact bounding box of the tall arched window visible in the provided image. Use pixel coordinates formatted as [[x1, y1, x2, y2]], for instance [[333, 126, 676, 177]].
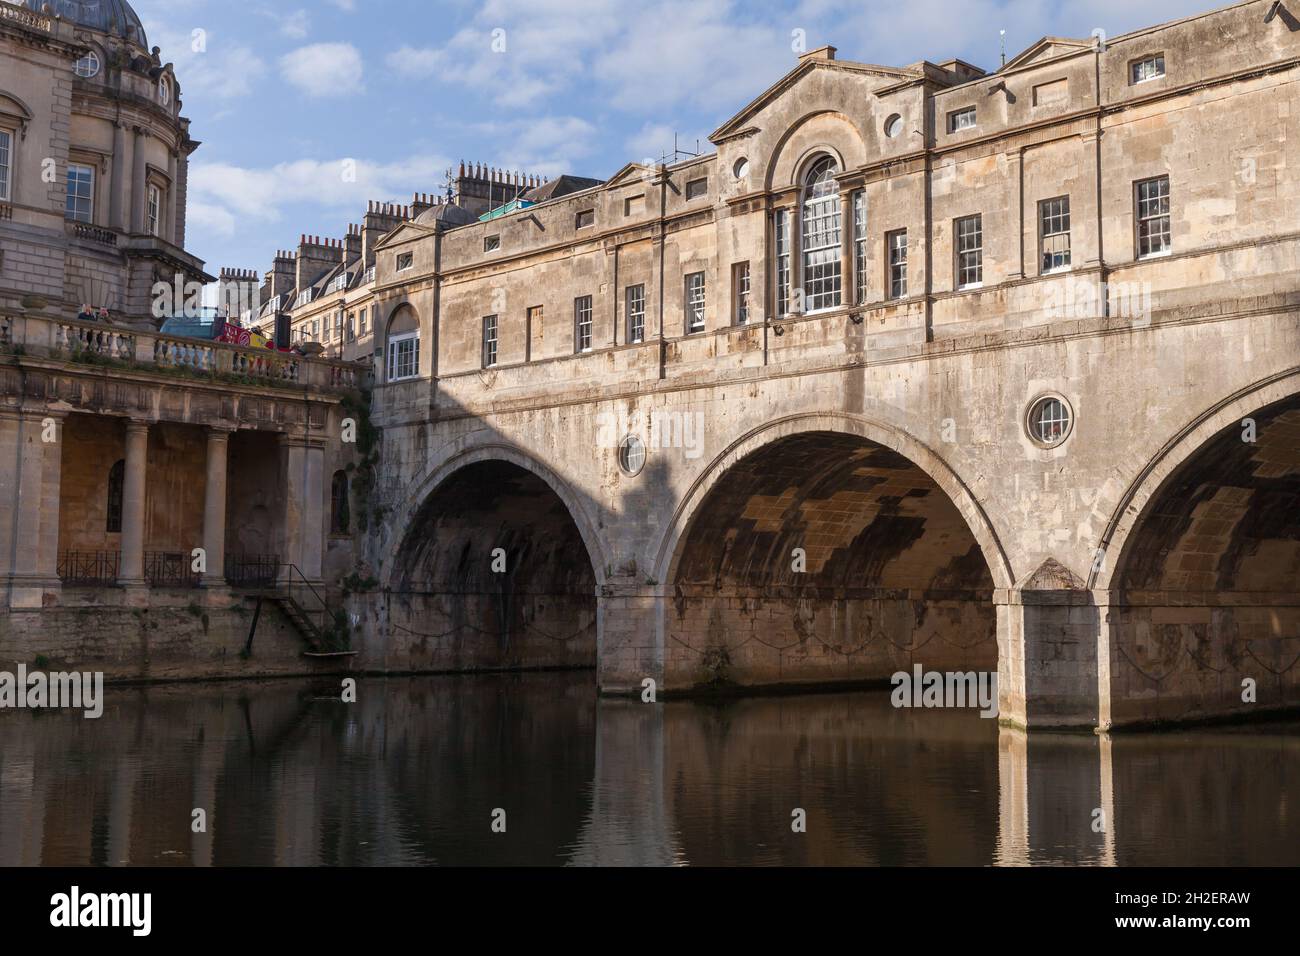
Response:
[[801, 157, 842, 313], [106, 459, 125, 533], [331, 471, 351, 534]]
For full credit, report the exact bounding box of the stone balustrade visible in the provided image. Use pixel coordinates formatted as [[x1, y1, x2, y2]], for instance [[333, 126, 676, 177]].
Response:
[[1, 312, 370, 392]]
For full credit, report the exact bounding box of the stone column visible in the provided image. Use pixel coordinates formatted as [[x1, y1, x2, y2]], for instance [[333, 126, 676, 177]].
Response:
[[118, 420, 149, 591], [166, 148, 179, 244], [129, 127, 146, 235], [280, 436, 325, 583], [201, 427, 231, 588], [109, 122, 126, 232], [596, 578, 665, 695], [0, 410, 63, 608], [840, 188, 856, 307]]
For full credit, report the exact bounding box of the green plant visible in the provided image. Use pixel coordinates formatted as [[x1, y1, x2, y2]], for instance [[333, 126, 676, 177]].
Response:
[[33, 654, 50, 668]]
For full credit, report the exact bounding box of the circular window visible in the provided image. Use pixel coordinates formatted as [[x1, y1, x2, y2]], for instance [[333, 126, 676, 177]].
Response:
[[733, 157, 750, 180], [1026, 395, 1073, 447], [159, 76, 172, 106], [884, 114, 904, 138], [618, 435, 646, 477], [75, 51, 100, 79]]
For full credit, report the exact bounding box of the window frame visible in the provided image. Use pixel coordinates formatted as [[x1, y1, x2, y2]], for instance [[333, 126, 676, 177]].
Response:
[[0, 127, 11, 203], [1038, 195, 1072, 275], [74, 49, 101, 78], [886, 229, 908, 300], [800, 156, 843, 314], [774, 208, 791, 317], [147, 183, 161, 236], [684, 271, 706, 334], [65, 161, 95, 223], [1129, 54, 1166, 85], [484, 234, 500, 252], [852, 190, 867, 305], [947, 107, 977, 133], [954, 214, 983, 290], [395, 252, 414, 272], [1134, 175, 1171, 259], [482, 313, 499, 368], [574, 295, 594, 353], [733, 262, 751, 326], [386, 330, 420, 382], [575, 209, 594, 230], [625, 284, 646, 344], [685, 177, 708, 201]]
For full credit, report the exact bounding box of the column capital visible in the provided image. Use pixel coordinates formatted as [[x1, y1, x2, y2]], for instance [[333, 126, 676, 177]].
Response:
[[124, 418, 152, 435], [206, 424, 237, 439]]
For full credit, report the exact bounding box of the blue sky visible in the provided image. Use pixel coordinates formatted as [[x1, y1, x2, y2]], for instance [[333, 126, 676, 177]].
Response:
[[128, 0, 1214, 278]]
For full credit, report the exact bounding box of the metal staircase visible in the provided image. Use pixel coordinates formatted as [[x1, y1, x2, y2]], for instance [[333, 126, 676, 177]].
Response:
[[243, 564, 355, 658]]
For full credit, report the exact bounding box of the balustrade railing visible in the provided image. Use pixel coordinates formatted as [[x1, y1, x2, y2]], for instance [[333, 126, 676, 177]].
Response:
[[0, 312, 369, 392], [144, 551, 201, 589], [57, 550, 121, 586]]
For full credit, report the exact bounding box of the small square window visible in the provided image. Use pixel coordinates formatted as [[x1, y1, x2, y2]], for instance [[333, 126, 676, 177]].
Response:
[[396, 252, 413, 271], [624, 194, 645, 217], [1130, 54, 1165, 85], [484, 234, 500, 252], [948, 107, 977, 133], [685, 178, 708, 201], [575, 209, 594, 230]]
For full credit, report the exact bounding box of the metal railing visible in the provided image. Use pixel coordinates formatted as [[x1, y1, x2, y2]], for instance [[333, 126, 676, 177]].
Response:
[[284, 563, 334, 641], [144, 551, 201, 589], [57, 550, 120, 586], [224, 553, 281, 589]]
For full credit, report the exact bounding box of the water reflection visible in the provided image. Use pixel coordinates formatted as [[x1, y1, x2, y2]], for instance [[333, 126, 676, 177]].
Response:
[[0, 673, 1295, 866]]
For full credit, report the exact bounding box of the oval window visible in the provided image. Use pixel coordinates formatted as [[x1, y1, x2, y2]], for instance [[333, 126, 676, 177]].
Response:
[[733, 157, 750, 180], [1026, 395, 1073, 447], [618, 435, 646, 477], [884, 114, 904, 138]]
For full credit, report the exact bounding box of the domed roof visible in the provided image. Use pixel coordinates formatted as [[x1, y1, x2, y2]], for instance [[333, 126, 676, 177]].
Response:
[[415, 202, 477, 229], [24, 0, 148, 47]]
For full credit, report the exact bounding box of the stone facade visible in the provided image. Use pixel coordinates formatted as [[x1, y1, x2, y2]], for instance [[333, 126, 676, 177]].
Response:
[[345, 0, 1300, 730]]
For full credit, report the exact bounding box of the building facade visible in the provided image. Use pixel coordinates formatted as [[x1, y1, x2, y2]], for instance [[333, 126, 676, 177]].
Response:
[[347, 0, 1300, 730]]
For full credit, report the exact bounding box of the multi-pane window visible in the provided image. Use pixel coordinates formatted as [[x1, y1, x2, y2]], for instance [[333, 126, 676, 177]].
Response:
[[482, 314, 498, 367], [948, 107, 977, 132], [1039, 196, 1071, 273], [775, 208, 791, 316], [955, 214, 983, 289], [852, 190, 867, 304], [0, 129, 10, 203], [801, 157, 842, 313], [484, 234, 500, 252], [75, 51, 100, 78], [396, 252, 413, 271], [574, 295, 593, 352], [626, 284, 645, 344], [1136, 176, 1171, 258], [887, 229, 908, 299], [733, 262, 751, 325], [147, 185, 161, 236], [685, 271, 706, 333], [106, 460, 124, 533], [65, 163, 94, 223], [686, 178, 708, 201], [1130, 54, 1165, 84], [387, 332, 419, 381]]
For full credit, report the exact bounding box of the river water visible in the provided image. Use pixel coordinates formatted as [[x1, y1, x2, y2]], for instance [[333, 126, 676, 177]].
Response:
[[0, 671, 1295, 866]]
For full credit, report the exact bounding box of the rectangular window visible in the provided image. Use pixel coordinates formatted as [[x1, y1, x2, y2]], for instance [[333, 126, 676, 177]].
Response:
[[802, 187, 843, 313], [1039, 196, 1071, 273], [948, 107, 977, 133], [311, 319, 319, 340], [147, 185, 161, 236], [1130, 54, 1165, 85], [624, 194, 645, 217], [0, 129, 10, 202], [575, 209, 594, 230], [1136, 175, 1171, 258], [733, 262, 751, 325], [852, 190, 867, 304], [396, 252, 413, 271], [484, 234, 500, 252], [626, 284, 645, 344], [887, 229, 908, 299], [686, 178, 708, 201], [685, 271, 706, 333], [775, 209, 791, 317], [955, 214, 983, 289], [65, 163, 94, 223], [574, 295, 593, 352], [482, 314, 498, 367], [387, 332, 419, 381], [334, 311, 343, 339], [346, 313, 355, 342]]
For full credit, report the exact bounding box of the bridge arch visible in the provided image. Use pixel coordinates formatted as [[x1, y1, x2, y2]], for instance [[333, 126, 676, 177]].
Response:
[[382, 443, 606, 673], [654, 413, 1013, 690]]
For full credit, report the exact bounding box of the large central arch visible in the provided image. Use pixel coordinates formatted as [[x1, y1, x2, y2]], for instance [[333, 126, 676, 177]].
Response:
[[385, 449, 600, 673], [657, 414, 1011, 690]]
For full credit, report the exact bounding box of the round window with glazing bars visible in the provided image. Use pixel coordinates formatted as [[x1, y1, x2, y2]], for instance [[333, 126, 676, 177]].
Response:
[[618, 435, 646, 477], [1026, 395, 1073, 447]]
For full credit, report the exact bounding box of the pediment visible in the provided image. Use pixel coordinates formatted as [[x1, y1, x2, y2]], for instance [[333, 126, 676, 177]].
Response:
[[1002, 37, 1093, 71]]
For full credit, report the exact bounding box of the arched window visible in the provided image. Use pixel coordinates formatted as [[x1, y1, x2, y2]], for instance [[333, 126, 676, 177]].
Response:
[[331, 471, 351, 534], [801, 156, 842, 313], [106, 459, 125, 533], [386, 305, 420, 382]]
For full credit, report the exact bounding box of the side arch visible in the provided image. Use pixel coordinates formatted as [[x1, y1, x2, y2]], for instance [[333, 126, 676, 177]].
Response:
[[1090, 367, 1300, 591], [763, 110, 865, 192], [653, 412, 1014, 592], [385, 441, 609, 590]]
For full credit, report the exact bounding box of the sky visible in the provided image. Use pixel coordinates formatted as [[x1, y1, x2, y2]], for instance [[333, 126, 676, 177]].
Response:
[[127, 0, 1216, 279]]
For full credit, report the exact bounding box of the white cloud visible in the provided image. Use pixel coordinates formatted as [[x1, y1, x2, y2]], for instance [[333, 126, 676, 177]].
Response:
[[625, 123, 708, 165], [280, 43, 364, 97], [278, 9, 311, 39], [138, 23, 268, 101], [188, 153, 453, 235]]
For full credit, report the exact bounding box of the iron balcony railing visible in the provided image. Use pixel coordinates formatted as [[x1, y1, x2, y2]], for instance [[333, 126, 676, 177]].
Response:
[[224, 553, 281, 589], [144, 551, 201, 589], [57, 550, 121, 586]]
